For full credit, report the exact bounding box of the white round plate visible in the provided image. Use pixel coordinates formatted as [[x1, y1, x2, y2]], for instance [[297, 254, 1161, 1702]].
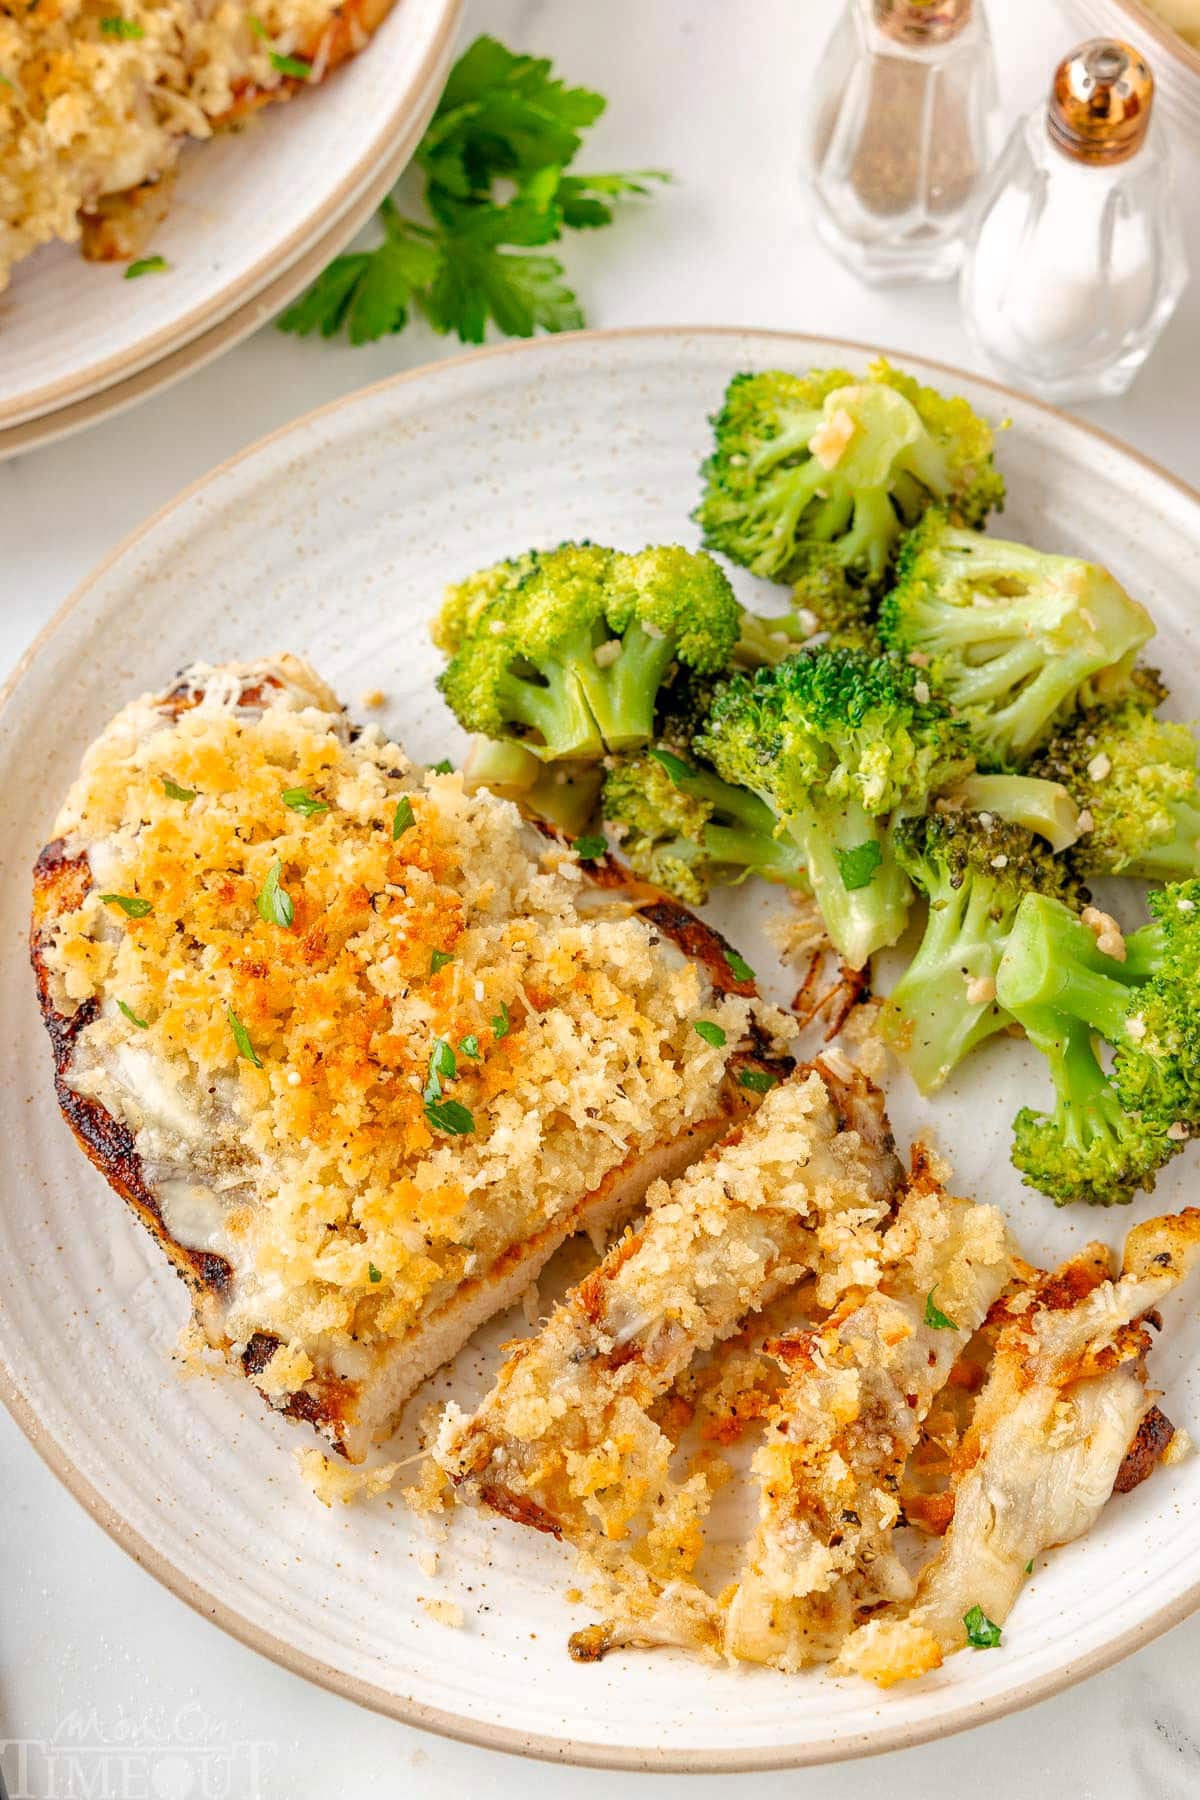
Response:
[[2, 328, 1199, 1771], [0, 0, 460, 436]]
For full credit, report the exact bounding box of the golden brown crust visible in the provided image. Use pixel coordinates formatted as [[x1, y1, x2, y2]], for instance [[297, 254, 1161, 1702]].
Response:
[[1113, 1403, 1176, 1494]]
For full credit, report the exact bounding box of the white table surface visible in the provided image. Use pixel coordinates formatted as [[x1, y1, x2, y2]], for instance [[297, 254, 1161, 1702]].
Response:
[[4, 2, 1200, 1794]]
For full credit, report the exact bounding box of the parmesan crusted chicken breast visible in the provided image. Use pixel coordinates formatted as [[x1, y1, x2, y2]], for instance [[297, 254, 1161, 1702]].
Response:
[[31, 656, 795, 1461]]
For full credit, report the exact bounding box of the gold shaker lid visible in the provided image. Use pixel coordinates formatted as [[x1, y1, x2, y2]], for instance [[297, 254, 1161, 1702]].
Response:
[[873, 0, 972, 45], [1048, 39, 1154, 164]]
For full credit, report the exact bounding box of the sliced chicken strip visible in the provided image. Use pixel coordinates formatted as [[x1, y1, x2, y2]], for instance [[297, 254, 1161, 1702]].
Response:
[[435, 1063, 903, 1560], [726, 1182, 1014, 1669], [837, 1209, 1200, 1686]]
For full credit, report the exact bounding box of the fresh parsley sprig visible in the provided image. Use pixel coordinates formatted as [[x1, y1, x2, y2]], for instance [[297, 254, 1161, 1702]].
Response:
[[278, 35, 667, 348]]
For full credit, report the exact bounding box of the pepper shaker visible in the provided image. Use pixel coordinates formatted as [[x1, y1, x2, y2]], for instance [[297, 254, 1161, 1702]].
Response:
[[960, 40, 1188, 403], [808, 0, 1001, 285]]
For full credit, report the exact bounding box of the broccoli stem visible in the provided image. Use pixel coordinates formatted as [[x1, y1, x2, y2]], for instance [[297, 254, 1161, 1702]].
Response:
[[947, 774, 1080, 852], [702, 822, 807, 885], [574, 621, 677, 751], [748, 409, 827, 476], [885, 878, 1012, 1092], [495, 660, 602, 760], [781, 801, 911, 968], [996, 895, 1146, 1045], [839, 484, 901, 582]]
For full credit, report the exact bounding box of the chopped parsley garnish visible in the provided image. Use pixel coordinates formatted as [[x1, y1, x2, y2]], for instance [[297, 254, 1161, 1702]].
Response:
[[924, 1289, 957, 1331], [835, 841, 883, 891], [0, 72, 13, 88], [963, 1606, 1002, 1649], [738, 1068, 778, 1094], [100, 15, 144, 36], [368, 1263, 383, 1283], [227, 1006, 262, 1068], [492, 1000, 511, 1040], [1024, 1560, 1034, 1575], [725, 949, 755, 983], [573, 834, 607, 862], [649, 747, 692, 784], [459, 1034, 481, 1059], [125, 256, 168, 278], [99, 892, 152, 918], [424, 1097, 476, 1135], [694, 1020, 727, 1048], [430, 948, 454, 975], [247, 13, 309, 76], [392, 795, 415, 839], [277, 35, 666, 347], [117, 1000, 149, 1029], [282, 787, 328, 817], [255, 858, 294, 929], [162, 777, 196, 801], [424, 1037, 457, 1102], [429, 759, 454, 775]]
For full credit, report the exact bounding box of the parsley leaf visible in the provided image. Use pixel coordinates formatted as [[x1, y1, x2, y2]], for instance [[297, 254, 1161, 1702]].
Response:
[[963, 1606, 1002, 1649], [100, 15, 144, 36], [835, 841, 883, 891], [649, 747, 693, 785], [392, 795, 415, 839], [117, 1000, 149, 1030], [1024, 1560, 1034, 1575], [270, 49, 310, 78], [99, 892, 152, 918], [459, 1034, 481, 1059], [162, 777, 196, 801], [255, 858, 294, 930], [725, 949, 755, 984], [573, 834, 607, 862], [278, 34, 664, 348], [430, 948, 454, 975], [227, 1006, 262, 1068], [282, 787, 328, 817], [738, 1068, 778, 1094], [368, 1263, 383, 1283], [430, 1037, 457, 1083], [924, 1289, 957, 1331], [694, 1021, 726, 1048], [424, 1097, 476, 1136], [429, 759, 454, 775], [126, 255, 168, 278], [492, 1000, 511, 1040]]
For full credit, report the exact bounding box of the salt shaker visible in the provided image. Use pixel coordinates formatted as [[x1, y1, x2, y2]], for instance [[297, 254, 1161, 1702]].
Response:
[[961, 40, 1188, 403], [808, 0, 1001, 285]]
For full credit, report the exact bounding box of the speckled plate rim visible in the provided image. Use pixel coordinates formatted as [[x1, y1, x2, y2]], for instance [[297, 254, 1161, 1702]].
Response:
[[3, 325, 1200, 1772], [0, 0, 461, 434]]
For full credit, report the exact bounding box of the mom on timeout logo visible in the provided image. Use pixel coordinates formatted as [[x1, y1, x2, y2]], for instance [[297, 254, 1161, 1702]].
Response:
[[0, 1705, 275, 1799]]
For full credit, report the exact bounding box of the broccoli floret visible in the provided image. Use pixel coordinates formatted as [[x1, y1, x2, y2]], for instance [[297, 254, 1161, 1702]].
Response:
[[1031, 699, 1200, 879], [882, 812, 1087, 1093], [461, 735, 603, 836], [994, 892, 1187, 1205], [434, 542, 742, 760], [940, 773, 1081, 852], [694, 359, 1004, 586], [1111, 881, 1200, 1137], [878, 513, 1155, 770], [694, 646, 974, 968], [602, 747, 808, 903], [1009, 1017, 1179, 1208]]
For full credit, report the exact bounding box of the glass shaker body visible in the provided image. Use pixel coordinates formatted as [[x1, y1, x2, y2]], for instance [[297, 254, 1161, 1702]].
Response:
[[961, 109, 1188, 402], [808, 0, 1001, 285]]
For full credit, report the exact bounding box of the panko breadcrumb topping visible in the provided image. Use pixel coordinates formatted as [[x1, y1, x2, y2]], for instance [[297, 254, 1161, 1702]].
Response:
[[41, 664, 786, 1395]]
